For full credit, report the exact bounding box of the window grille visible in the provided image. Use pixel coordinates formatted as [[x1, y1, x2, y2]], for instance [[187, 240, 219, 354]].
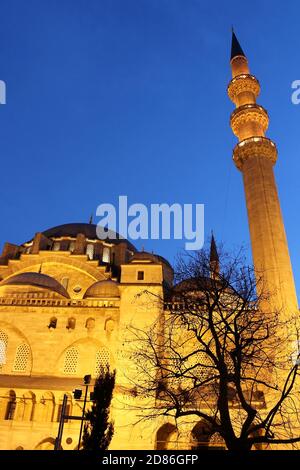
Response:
[[63, 347, 79, 375], [193, 351, 214, 378], [0, 331, 8, 367], [13, 343, 30, 372], [94, 348, 110, 376]]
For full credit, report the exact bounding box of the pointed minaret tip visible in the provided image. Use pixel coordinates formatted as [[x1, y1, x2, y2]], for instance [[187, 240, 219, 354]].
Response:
[[210, 232, 219, 264], [231, 29, 246, 61]]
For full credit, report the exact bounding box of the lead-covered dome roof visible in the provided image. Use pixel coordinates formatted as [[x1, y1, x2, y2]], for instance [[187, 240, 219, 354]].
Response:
[[0, 272, 70, 298], [41, 223, 136, 252], [84, 279, 120, 298]]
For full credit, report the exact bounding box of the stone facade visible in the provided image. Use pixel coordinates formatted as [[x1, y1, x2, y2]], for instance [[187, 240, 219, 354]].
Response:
[[0, 224, 174, 450], [0, 33, 298, 451]]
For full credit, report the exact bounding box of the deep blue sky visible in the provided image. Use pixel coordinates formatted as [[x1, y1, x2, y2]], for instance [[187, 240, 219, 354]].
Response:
[[1, 0, 300, 296]]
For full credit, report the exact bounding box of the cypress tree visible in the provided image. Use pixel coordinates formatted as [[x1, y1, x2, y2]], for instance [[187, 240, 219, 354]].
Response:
[[82, 367, 115, 451]]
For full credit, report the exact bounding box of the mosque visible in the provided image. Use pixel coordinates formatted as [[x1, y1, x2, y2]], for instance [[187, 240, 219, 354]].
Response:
[[0, 32, 298, 450]]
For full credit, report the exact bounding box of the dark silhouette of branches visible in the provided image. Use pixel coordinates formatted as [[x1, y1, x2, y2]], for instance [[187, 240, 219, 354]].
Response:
[[128, 246, 300, 451]]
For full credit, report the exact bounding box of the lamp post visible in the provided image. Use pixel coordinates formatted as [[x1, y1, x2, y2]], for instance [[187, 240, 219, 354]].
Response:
[[54, 374, 92, 451], [77, 374, 91, 450], [54, 394, 68, 450]]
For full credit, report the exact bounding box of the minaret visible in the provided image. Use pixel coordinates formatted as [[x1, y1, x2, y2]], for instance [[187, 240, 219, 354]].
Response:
[[210, 233, 220, 278], [228, 31, 298, 319]]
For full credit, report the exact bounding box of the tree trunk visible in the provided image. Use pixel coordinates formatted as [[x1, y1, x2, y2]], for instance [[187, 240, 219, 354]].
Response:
[[226, 438, 253, 452]]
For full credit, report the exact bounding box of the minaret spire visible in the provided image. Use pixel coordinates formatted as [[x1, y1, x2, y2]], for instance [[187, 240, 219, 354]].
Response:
[[210, 232, 219, 277], [227, 33, 298, 319], [230, 30, 245, 61]]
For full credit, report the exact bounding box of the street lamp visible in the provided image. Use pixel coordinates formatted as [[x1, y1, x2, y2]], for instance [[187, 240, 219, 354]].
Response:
[[73, 389, 82, 400], [54, 374, 93, 451]]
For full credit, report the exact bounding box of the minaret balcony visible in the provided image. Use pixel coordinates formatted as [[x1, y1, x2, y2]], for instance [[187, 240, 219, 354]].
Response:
[[227, 74, 260, 105], [230, 104, 269, 138], [233, 136, 278, 170]]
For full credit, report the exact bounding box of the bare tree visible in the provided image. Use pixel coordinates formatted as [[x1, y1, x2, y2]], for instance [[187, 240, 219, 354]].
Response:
[[128, 245, 300, 451]]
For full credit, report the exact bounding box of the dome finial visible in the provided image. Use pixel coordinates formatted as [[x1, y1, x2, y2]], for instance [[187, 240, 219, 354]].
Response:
[[89, 214, 93, 224]]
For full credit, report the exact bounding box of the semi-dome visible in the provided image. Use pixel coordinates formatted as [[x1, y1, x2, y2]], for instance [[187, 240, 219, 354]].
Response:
[[84, 279, 120, 298], [40, 223, 136, 252], [0, 272, 70, 298]]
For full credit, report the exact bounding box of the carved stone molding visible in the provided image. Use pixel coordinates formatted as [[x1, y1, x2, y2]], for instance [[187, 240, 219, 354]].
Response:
[[230, 104, 269, 137], [233, 136, 278, 170], [228, 74, 260, 105]]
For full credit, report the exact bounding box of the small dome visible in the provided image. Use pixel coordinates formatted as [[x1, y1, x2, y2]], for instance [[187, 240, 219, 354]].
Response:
[[84, 279, 120, 298], [0, 272, 70, 298]]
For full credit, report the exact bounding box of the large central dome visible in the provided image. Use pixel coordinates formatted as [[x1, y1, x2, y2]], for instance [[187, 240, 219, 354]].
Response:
[[41, 223, 136, 251]]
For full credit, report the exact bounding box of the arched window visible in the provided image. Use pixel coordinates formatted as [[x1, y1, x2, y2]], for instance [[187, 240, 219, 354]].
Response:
[[5, 390, 16, 420], [63, 347, 79, 375], [94, 348, 110, 376], [53, 242, 60, 251], [193, 351, 214, 378], [156, 423, 178, 450], [191, 427, 225, 450], [102, 247, 110, 263], [13, 343, 30, 373], [208, 433, 226, 450], [48, 317, 57, 329], [190, 421, 212, 450], [85, 318, 95, 330], [18, 391, 35, 421], [86, 243, 94, 260], [0, 331, 8, 367], [40, 392, 55, 422], [56, 394, 72, 423], [66, 317, 76, 330], [69, 241, 75, 253], [35, 437, 58, 450]]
